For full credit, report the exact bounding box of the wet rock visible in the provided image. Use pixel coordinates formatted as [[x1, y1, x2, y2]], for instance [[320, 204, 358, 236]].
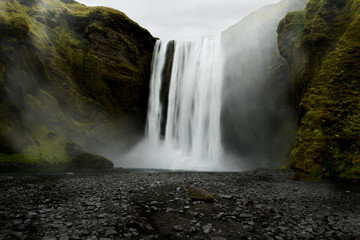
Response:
[[17, 224, 26, 230], [12, 232, 26, 240], [97, 213, 108, 218], [27, 212, 38, 218], [262, 222, 269, 228], [41, 237, 57, 240], [127, 221, 155, 232], [105, 229, 117, 237], [218, 194, 233, 200], [239, 213, 253, 218], [297, 233, 313, 239], [123, 233, 132, 238], [202, 223, 213, 234], [166, 208, 174, 212], [86, 236, 98, 240], [172, 225, 183, 232], [24, 219, 32, 225], [214, 212, 224, 220]]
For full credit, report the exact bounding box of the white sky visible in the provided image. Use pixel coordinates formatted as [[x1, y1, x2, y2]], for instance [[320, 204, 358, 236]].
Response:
[[76, 0, 281, 40]]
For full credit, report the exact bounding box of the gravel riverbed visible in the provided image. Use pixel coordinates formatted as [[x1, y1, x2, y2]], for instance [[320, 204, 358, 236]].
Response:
[[0, 169, 359, 240]]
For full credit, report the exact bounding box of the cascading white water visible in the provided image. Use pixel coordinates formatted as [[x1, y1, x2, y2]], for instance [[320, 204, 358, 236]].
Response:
[[146, 36, 224, 170], [117, 0, 309, 171], [146, 41, 168, 143]]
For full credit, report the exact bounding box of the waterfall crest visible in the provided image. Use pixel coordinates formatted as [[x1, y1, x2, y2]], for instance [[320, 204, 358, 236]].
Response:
[[145, 36, 224, 170]]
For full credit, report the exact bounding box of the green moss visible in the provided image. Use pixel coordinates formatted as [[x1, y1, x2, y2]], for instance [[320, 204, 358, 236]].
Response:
[[21, 125, 70, 163], [0, 63, 4, 85], [0, 153, 38, 164], [279, 0, 360, 180]]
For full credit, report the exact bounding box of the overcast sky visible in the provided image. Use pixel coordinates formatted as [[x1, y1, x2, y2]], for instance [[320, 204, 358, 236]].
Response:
[[76, 0, 280, 40]]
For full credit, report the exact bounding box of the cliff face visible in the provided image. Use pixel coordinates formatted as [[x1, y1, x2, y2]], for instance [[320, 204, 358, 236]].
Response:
[[221, 0, 308, 168], [0, 0, 155, 165], [278, 0, 360, 179]]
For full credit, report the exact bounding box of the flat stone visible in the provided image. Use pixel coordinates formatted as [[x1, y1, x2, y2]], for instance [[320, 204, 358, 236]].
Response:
[[172, 225, 183, 232], [239, 213, 253, 218], [85, 236, 98, 240], [214, 212, 224, 220], [17, 224, 25, 230], [27, 212, 38, 218], [41, 236, 57, 240], [24, 219, 31, 225], [123, 233, 132, 238], [218, 194, 233, 199], [12, 232, 26, 240], [97, 213, 108, 218], [105, 229, 118, 237]]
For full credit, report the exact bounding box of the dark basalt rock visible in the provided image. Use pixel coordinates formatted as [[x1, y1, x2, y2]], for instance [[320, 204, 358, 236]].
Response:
[[66, 143, 113, 169], [70, 152, 114, 169]]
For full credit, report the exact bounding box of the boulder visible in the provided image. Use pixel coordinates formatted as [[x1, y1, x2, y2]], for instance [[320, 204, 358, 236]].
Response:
[[188, 186, 215, 203]]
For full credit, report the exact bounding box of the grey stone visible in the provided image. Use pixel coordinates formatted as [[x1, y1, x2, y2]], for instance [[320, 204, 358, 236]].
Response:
[[172, 225, 183, 232], [202, 223, 213, 234], [105, 229, 118, 237], [41, 236, 57, 240]]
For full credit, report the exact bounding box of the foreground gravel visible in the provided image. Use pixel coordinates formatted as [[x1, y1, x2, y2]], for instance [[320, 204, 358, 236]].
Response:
[[0, 169, 359, 240]]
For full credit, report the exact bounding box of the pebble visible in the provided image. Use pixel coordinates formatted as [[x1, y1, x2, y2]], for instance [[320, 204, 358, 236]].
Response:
[[202, 223, 213, 234], [172, 225, 183, 232], [218, 194, 233, 200], [105, 229, 118, 237], [166, 207, 174, 212], [41, 236, 57, 240], [0, 169, 358, 240]]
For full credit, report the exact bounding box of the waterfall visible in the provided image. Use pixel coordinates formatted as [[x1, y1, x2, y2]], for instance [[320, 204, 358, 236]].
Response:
[[117, 0, 309, 171], [146, 36, 224, 170]]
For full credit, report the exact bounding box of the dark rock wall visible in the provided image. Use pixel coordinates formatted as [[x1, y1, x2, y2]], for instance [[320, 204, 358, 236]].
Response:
[[221, 0, 308, 169]]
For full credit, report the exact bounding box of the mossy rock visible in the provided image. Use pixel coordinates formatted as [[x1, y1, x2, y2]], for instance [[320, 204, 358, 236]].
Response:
[[188, 186, 215, 203], [70, 152, 114, 169], [278, 0, 360, 180], [0, 0, 155, 166]]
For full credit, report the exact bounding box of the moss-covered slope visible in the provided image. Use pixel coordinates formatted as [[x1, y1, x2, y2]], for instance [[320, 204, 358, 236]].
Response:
[[0, 0, 155, 166], [278, 0, 360, 179]]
